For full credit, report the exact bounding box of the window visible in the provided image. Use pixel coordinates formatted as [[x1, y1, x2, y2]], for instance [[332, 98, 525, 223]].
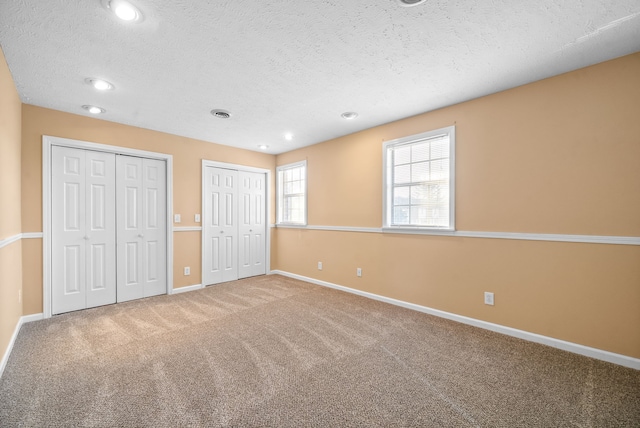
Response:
[[383, 126, 455, 230], [277, 161, 307, 225]]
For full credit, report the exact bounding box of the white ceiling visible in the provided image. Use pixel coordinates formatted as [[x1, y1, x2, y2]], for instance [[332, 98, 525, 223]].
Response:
[[1, 1, 639, 154]]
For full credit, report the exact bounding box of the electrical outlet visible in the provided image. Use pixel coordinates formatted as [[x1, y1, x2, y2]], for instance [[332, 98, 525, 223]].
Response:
[[195, 214, 201, 222], [318, 261, 323, 270], [184, 266, 190, 276], [484, 292, 494, 306], [174, 214, 181, 223], [357, 268, 362, 277]]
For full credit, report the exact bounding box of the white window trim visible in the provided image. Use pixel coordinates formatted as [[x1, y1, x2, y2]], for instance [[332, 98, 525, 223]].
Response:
[[276, 160, 308, 226], [382, 126, 456, 232]]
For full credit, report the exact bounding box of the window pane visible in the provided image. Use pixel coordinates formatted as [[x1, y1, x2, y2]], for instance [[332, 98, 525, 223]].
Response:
[[429, 183, 448, 204], [394, 187, 410, 205], [411, 161, 429, 182], [430, 159, 449, 181], [411, 206, 429, 225], [394, 146, 411, 165], [393, 206, 410, 225], [410, 185, 428, 204], [431, 137, 449, 159], [411, 142, 429, 162], [394, 164, 411, 184]]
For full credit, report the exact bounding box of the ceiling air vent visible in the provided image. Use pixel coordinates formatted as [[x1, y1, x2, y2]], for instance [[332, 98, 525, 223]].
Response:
[[398, 0, 427, 6], [211, 109, 231, 119]]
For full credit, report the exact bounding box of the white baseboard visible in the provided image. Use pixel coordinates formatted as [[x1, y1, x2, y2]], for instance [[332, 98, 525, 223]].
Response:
[[270, 270, 640, 370], [0, 313, 44, 379], [171, 284, 203, 294]]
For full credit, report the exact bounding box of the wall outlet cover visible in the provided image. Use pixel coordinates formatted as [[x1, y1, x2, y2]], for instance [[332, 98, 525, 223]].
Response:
[[484, 292, 494, 305]]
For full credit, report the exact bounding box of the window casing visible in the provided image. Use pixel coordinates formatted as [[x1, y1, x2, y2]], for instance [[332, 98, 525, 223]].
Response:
[[277, 161, 307, 225], [383, 126, 455, 231]]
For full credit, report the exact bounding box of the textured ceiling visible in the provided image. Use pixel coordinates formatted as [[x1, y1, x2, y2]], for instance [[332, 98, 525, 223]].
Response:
[[1, 0, 639, 154]]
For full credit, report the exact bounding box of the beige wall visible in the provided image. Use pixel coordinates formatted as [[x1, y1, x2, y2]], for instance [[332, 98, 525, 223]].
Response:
[[0, 46, 23, 361], [274, 53, 640, 359], [21, 105, 277, 313]]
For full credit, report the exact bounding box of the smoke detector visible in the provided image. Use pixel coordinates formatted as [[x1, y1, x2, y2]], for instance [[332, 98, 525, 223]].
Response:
[[397, 0, 427, 6]]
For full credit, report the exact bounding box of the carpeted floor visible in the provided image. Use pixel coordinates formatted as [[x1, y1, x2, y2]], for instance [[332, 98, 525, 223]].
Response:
[[0, 275, 638, 427]]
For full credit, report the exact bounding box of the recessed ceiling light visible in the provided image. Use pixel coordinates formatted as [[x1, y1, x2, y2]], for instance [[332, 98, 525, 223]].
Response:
[[82, 105, 106, 114], [211, 109, 231, 119], [341, 112, 358, 120], [284, 133, 293, 141], [258, 144, 269, 150], [397, 0, 428, 6], [85, 78, 114, 91], [102, 0, 144, 22]]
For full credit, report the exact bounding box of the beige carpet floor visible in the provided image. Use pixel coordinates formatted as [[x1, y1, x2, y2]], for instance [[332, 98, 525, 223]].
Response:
[[0, 274, 638, 427]]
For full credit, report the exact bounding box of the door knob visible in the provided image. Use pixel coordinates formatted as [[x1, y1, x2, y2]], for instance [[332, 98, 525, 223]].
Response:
[[249, 229, 253, 232], [220, 230, 224, 234], [138, 234, 144, 238], [83, 235, 90, 240]]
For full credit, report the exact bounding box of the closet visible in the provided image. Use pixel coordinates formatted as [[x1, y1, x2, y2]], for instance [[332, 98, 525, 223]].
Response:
[[202, 166, 266, 286], [51, 146, 167, 315]]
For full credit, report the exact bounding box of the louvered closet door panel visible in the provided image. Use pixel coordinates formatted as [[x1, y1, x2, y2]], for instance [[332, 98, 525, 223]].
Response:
[[238, 171, 266, 279], [85, 151, 117, 308], [116, 156, 145, 302], [203, 166, 238, 285]]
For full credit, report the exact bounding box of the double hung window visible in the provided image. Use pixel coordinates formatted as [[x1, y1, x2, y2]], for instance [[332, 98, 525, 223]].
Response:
[[277, 161, 307, 225], [383, 126, 455, 230]]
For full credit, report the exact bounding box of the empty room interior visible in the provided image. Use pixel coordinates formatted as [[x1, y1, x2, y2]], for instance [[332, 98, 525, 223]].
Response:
[[1, 0, 639, 426]]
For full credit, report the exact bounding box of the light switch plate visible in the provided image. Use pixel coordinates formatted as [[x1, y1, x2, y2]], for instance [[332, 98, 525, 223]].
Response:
[[195, 214, 201, 222], [174, 214, 181, 223]]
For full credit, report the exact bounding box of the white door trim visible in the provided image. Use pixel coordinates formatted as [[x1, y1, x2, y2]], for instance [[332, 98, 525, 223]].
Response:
[[42, 135, 174, 319], [201, 160, 271, 286]]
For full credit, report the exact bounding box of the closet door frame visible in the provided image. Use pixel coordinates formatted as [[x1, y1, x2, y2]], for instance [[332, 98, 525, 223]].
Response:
[[42, 135, 174, 319], [201, 160, 271, 287]]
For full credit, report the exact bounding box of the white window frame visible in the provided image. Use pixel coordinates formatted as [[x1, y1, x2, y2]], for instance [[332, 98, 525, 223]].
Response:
[[277, 160, 307, 226], [383, 126, 455, 232]]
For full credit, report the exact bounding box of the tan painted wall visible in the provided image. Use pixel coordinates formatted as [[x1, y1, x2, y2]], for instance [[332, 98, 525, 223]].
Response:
[[274, 53, 640, 358], [0, 46, 23, 361], [21, 105, 276, 313]]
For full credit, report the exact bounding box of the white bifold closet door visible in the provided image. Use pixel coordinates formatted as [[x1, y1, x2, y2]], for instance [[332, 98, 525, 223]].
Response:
[[203, 167, 239, 285], [238, 171, 266, 279], [52, 148, 167, 315], [52, 146, 116, 314], [203, 166, 266, 286], [116, 155, 167, 302]]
